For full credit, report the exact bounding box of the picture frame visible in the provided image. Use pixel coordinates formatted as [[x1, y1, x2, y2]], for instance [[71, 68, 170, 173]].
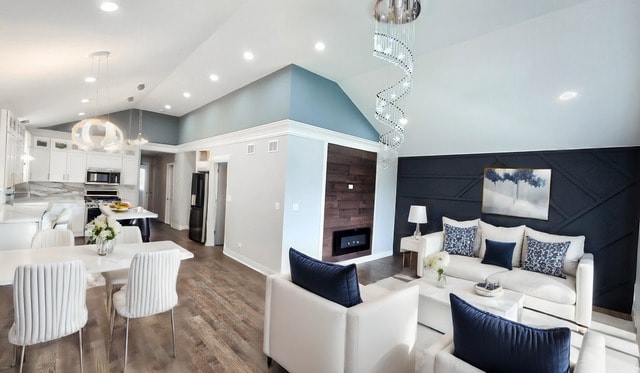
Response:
[[481, 168, 551, 220]]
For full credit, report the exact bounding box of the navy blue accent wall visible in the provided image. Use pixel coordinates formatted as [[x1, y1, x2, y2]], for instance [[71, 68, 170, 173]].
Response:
[[395, 147, 640, 314], [289, 65, 379, 141]]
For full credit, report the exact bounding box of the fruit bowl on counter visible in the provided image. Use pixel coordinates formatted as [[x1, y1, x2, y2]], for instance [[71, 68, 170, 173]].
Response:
[[109, 201, 131, 212]]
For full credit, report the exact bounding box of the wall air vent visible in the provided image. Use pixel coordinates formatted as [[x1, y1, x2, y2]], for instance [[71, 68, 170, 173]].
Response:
[[247, 143, 255, 155], [268, 140, 279, 153]]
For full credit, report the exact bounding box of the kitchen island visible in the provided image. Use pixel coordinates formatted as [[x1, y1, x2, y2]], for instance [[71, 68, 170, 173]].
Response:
[[99, 204, 158, 242], [0, 204, 44, 250]]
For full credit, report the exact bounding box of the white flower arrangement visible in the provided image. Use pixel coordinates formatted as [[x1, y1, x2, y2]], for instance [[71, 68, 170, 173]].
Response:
[[425, 251, 450, 276], [86, 214, 122, 242]]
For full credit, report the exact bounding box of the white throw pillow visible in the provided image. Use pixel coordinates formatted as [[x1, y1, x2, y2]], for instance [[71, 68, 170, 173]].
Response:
[[523, 227, 585, 277], [478, 221, 526, 268], [442, 217, 481, 255]]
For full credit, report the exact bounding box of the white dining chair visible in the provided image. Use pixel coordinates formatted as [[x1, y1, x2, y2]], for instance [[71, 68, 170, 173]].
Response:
[[30, 228, 75, 248], [110, 249, 181, 373], [51, 208, 72, 229], [102, 226, 143, 314], [8, 260, 88, 373]]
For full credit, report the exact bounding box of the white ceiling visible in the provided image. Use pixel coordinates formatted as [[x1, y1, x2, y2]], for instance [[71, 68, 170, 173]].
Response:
[[1, 0, 638, 156]]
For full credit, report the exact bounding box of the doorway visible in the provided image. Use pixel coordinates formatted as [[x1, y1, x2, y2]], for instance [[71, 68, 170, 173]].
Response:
[[165, 163, 174, 225], [213, 162, 228, 246], [139, 162, 150, 209]]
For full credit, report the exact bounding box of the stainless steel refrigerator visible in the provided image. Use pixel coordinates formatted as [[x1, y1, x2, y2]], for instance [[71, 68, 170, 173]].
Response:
[[188, 172, 208, 243]]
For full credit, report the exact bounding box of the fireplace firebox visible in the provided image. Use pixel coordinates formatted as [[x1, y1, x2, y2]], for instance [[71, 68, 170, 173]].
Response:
[[332, 227, 371, 257]]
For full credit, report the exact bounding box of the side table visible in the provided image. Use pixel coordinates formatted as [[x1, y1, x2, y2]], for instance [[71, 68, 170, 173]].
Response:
[[400, 235, 426, 271]]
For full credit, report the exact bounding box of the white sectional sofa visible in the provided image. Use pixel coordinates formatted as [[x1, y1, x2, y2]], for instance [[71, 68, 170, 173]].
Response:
[[416, 218, 594, 327]]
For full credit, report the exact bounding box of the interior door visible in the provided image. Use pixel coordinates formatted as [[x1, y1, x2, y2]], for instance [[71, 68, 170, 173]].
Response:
[[214, 162, 227, 246]]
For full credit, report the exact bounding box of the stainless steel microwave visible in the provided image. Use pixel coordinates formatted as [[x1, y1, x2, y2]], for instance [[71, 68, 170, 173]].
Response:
[[86, 170, 120, 185]]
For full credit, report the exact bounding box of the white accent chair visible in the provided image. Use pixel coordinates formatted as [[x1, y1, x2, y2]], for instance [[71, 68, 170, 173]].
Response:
[[263, 274, 419, 373], [110, 249, 181, 373], [8, 260, 88, 373], [51, 207, 72, 229], [102, 226, 144, 314], [30, 228, 75, 248]]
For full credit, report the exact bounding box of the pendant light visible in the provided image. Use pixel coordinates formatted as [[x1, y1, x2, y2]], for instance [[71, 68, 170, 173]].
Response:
[[129, 109, 148, 146], [71, 51, 124, 152]]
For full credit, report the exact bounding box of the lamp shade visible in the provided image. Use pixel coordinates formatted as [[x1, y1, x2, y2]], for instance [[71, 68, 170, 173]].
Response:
[[408, 205, 428, 224]]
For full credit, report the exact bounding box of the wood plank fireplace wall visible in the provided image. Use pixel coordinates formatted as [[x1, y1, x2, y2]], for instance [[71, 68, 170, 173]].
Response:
[[323, 144, 377, 262]]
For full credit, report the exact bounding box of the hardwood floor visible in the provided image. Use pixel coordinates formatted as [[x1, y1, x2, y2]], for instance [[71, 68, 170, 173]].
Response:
[[0, 221, 403, 372]]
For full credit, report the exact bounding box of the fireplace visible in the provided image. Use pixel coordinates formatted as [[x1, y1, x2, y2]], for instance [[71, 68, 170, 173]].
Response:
[[332, 227, 371, 257]]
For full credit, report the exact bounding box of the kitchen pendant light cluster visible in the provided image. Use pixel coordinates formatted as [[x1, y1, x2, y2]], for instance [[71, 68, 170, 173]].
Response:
[[71, 51, 124, 152], [373, 0, 421, 151]]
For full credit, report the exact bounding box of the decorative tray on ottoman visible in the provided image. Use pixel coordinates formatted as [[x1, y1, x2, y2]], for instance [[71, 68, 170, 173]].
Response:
[[474, 282, 503, 297]]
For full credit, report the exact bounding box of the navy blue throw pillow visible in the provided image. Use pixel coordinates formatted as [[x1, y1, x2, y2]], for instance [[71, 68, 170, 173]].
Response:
[[289, 248, 362, 307], [450, 294, 571, 373], [481, 239, 516, 270]]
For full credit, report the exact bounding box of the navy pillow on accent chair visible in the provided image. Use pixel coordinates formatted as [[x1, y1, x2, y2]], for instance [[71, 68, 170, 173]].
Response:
[[450, 293, 571, 373], [289, 248, 363, 308], [481, 239, 516, 270]]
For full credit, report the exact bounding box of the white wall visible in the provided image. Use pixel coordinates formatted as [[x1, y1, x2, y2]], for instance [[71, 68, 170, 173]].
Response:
[[213, 135, 288, 274], [281, 135, 326, 271]]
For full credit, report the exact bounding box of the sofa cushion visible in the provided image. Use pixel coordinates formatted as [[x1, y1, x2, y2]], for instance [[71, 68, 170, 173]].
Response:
[[523, 237, 570, 278], [289, 248, 362, 307], [487, 268, 576, 305], [481, 239, 516, 270], [450, 293, 571, 373], [478, 221, 525, 268], [524, 227, 585, 277], [443, 224, 478, 257], [443, 217, 481, 254], [445, 255, 508, 283]]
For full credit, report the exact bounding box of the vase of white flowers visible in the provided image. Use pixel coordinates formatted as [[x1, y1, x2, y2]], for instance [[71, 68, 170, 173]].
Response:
[[86, 214, 122, 256], [425, 251, 450, 288]]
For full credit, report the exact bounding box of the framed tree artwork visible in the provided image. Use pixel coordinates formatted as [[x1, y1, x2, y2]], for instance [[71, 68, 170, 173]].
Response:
[[481, 168, 552, 220]]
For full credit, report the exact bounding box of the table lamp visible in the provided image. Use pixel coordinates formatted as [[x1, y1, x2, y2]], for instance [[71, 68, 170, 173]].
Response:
[[408, 205, 428, 239]]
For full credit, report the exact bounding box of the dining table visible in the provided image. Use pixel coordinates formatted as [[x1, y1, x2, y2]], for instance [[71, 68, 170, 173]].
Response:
[[0, 240, 193, 286]]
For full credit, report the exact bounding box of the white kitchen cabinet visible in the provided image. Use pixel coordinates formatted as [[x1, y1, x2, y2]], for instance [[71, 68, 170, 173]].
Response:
[[121, 148, 139, 186], [87, 152, 122, 170], [49, 150, 87, 182], [29, 147, 50, 181], [4, 132, 25, 188]]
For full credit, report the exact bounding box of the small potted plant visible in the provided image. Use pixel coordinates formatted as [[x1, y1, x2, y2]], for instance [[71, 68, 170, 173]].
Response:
[[86, 214, 122, 255]]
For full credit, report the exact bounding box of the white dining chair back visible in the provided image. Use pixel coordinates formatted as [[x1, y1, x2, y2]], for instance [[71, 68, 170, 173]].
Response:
[[104, 226, 144, 314], [8, 260, 88, 373], [30, 229, 75, 248], [110, 249, 181, 372], [52, 208, 72, 229]]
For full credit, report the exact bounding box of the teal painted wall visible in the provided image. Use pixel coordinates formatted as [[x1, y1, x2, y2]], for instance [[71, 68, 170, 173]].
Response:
[[178, 67, 293, 143], [289, 65, 378, 141], [47, 109, 180, 145], [178, 64, 379, 143]]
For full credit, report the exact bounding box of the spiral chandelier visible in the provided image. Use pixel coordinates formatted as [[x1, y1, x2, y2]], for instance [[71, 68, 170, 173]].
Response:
[[373, 0, 421, 150]]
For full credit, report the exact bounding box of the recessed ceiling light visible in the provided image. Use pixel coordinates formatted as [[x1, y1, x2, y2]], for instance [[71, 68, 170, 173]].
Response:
[[209, 74, 219, 81], [81, 98, 90, 103], [78, 112, 86, 116], [315, 41, 326, 51], [100, 2, 119, 12], [164, 104, 171, 110], [85, 76, 96, 83], [183, 92, 191, 98], [243, 51, 254, 61], [558, 91, 577, 100]]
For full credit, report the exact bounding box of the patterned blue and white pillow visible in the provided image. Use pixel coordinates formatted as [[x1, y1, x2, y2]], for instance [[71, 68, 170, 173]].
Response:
[[443, 223, 478, 257], [523, 236, 570, 278]]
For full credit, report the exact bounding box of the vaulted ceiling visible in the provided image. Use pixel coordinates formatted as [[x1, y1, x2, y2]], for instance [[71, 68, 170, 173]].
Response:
[[1, 0, 638, 156]]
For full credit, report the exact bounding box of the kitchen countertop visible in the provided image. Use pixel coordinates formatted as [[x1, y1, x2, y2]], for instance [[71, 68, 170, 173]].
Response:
[[99, 204, 158, 220], [0, 205, 46, 223]]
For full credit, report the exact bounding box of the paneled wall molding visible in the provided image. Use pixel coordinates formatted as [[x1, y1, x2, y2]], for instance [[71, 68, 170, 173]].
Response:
[[395, 147, 640, 314]]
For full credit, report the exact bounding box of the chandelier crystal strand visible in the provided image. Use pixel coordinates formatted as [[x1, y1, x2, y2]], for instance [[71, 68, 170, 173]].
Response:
[[373, 0, 420, 150]]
